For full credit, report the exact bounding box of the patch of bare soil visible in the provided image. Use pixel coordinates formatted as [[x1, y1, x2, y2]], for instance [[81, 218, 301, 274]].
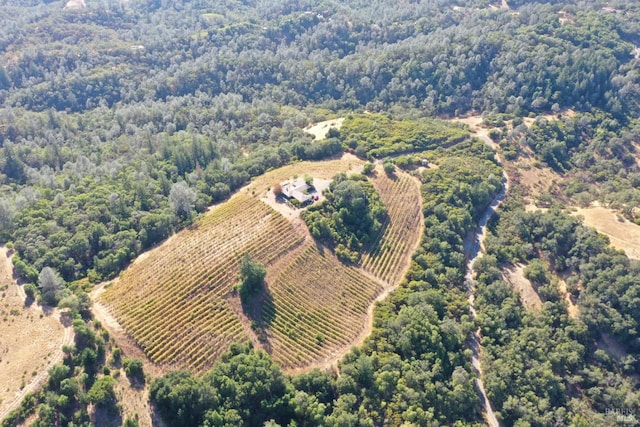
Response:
[[524, 204, 548, 213], [557, 278, 579, 319], [572, 205, 640, 260], [522, 109, 576, 128], [0, 247, 72, 422], [597, 333, 629, 363], [304, 118, 344, 140], [502, 263, 543, 313]]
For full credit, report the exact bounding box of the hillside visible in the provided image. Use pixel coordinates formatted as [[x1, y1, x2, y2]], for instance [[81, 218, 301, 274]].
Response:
[[0, 248, 71, 421], [2, 0, 640, 425], [98, 193, 304, 373], [97, 158, 423, 373]]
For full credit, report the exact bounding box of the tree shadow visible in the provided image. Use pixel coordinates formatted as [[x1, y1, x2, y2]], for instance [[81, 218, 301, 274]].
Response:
[[241, 281, 276, 352], [23, 292, 35, 308], [363, 217, 390, 257], [151, 401, 168, 427], [92, 405, 122, 427], [59, 311, 73, 328], [313, 238, 326, 256], [41, 304, 56, 316], [127, 375, 146, 390]]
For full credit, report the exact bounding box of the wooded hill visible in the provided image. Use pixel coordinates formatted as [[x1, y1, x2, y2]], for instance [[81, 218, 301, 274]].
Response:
[[1, 0, 640, 425]]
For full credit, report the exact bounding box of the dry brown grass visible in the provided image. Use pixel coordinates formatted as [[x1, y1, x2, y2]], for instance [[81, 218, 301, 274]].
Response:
[[0, 247, 69, 421], [572, 205, 640, 260]]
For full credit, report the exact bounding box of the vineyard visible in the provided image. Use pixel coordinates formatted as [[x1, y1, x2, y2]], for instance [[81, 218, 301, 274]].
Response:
[[255, 167, 424, 369], [99, 193, 305, 374], [263, 245, 384, 368], [360, 168, 423, 285], [99, 161, 424, 373]]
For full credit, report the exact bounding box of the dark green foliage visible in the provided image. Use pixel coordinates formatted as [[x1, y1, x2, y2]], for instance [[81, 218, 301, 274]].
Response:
[[202, 343, 294, 425], [302, 173, 387, 263], [123, 358, 145, 383], [124, 418, 140, 427], [151, 344, 293, 427], [361, 162, 375, 176], [23, 282, 37, 300], [475, 201, 640, 425], [87, 376, 117, 409], [238, 253, 266, 303], [149, 371, 214, 427], [382, 160, 395, 175]]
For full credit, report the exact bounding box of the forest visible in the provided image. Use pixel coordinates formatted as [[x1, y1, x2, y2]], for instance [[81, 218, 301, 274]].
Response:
[[1, 0, 640, 425]]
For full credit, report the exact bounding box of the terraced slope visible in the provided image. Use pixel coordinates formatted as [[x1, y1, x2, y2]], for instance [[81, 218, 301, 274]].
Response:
[[262, 245, 384, 368], [361, 169, 423, 285], [99, 194, 305, 374], [99, 165, 423, 373]]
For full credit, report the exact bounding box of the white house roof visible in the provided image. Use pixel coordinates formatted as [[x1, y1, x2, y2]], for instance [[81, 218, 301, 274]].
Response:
[[281, 179, 312, 202]]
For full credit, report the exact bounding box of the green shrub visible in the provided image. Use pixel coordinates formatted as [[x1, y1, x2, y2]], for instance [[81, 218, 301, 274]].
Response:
[[123, 358, 145, 383]]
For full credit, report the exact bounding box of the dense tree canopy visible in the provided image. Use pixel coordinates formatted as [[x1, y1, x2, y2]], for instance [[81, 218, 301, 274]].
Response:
[[302, 173, 387, 263]]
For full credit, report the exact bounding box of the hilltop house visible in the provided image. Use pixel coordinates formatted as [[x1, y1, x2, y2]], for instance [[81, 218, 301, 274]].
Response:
[[280, 179, 314, 204]]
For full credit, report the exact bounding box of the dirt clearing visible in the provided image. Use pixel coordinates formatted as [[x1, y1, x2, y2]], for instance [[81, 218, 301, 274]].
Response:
[[502, 263, 543, 313], [304, 118, 344, 140], [572, 205, 640, 260], [557, 278, 579, 319]]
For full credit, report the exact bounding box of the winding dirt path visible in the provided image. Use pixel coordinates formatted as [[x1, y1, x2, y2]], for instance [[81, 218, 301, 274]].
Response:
[[463, 133, 507, 427], [0, 247, 74, 423]]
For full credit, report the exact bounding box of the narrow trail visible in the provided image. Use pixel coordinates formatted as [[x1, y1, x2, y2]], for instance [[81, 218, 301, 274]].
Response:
[[0, 247, 74, 422], [464, 133, 509, 427]]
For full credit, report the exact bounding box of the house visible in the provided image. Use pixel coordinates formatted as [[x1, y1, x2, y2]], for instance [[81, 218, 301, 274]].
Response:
[[280, 179, 313, 204]]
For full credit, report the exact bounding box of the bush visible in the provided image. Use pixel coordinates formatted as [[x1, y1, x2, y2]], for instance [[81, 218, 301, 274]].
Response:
[[238, 254, 266, 304], [23, 283, 37, 300], [383, 161, 395, 175], [123, 358, 145, 383], [87, 376, 117, 409], [273, 183, 283, 197], [488, 129, 501, 142], [110, 347, 122, 366], [362, 162, 375, 175]]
